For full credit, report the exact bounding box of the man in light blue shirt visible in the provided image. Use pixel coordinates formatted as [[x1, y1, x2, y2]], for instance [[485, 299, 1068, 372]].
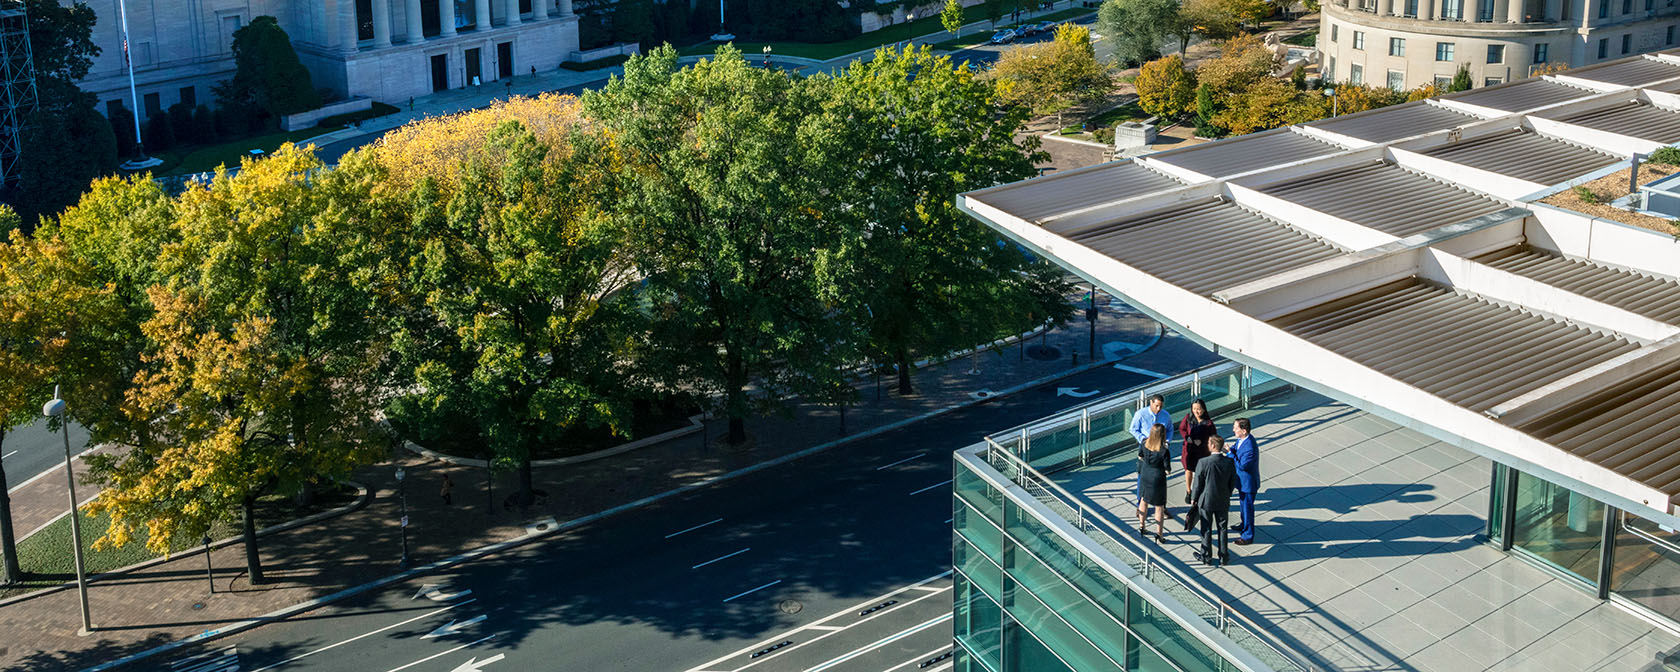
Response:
[[1130, 394, 1175, 447]]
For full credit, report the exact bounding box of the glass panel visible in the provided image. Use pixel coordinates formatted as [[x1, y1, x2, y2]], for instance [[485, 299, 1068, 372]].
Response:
[[1200, 370, 1243, 418], [1612, 512, 1680, 623], [1086, 404, 1136, 462], [956, 571, 1004, 672], [957, 497, 1004, 562], [1248, 369, 1291, 401], [1003, 575, 1121, 672], [1029, 418, 1084, 472], [1125, 586, 1223, 672], [1005, 530, 1133, 665], [1487, 463, 1506, 542], [957, 535, 1004, 601], [1160, 383, 1197, 427], [957, 461, 1004, 524], [1512, 471, 1604, 583], [455, 0, 476, 29]]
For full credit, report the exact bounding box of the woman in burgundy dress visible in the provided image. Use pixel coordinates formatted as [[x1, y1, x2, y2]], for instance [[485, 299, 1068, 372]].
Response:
[[1178, 399, 1217, 505]]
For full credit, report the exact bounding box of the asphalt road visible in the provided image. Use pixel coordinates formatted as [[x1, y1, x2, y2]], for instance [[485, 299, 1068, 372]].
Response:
[[149, 357, 1208, 672], [946, 13, 1103, 70], [2, 418, 90, 493]]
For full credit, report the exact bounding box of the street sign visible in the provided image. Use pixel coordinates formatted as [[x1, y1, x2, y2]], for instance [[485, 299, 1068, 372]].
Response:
[[401, 515, 409, 528]]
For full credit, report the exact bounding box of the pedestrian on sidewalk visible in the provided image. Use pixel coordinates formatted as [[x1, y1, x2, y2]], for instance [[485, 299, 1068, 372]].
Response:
[[1191, 435, 1238, 566], [440, 473, 454, 505], [1136, 423, 1171, 543], [1178, 399, 1217, 506]]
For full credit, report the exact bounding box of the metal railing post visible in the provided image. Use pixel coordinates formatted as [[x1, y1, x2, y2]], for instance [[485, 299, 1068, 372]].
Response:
[[1080, 408, 1091, 466]]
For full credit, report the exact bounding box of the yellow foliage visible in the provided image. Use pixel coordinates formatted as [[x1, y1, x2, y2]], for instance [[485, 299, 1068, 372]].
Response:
[[369, 93, 589, 192], [1406, 82, 1443, 102], [1136, 55, 1196, 119], [1195, 34, 1278, 100]]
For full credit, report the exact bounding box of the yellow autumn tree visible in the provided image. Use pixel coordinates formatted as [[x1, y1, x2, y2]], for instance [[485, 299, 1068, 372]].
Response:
[[1136, 55, 1197, 119], [989, 24, 1113, 123], [371, 93, 587, 193]]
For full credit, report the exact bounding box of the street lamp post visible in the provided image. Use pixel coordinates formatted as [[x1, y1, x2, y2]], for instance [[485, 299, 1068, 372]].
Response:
[[43, 387, 92, 634], [762, 45, 772, 68], [1324, 87, 1338, 117], [396, 467, 410, 570]]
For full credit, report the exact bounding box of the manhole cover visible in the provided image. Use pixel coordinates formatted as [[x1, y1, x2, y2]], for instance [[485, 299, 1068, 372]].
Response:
[[778, 600, 803, 614], [190, 602, 206, 610], [1024, 345, 1061, 361], [968, 389, 997, 401]]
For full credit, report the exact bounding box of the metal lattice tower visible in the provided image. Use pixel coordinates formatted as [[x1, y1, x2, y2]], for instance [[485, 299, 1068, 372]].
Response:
[[0, 0, 37, 187]]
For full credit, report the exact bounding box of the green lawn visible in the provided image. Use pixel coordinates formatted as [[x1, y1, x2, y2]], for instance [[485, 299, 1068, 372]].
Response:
[[0, 484, 356, 599], [1283, 29, 1318, 47], [1087, 101, 1150, 128], [153, 127, 341, 178], [679, 6, 1094, 61]]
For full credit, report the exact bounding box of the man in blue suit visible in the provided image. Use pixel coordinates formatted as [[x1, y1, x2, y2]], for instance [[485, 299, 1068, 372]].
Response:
[[1230, 418, 1261, 545]]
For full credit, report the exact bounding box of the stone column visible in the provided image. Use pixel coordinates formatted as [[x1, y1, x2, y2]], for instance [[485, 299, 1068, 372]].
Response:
[[442, 0, 458, 35], [406, 0, 424, 41], [559, 0, 574, 17], [341, 0, 360, 53], [1507, 0, 1524, 21], [506, 0, 522, 25], [1379, 0, 1394, 15], [1419, 0, 1435, 19], [476, 0, 491, 28], [1466, 0, 1478, 21], [533, 0, 548, 20], [373, 0, 393, 46]]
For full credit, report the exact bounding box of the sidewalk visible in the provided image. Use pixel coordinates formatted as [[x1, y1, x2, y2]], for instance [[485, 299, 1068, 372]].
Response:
[[0, 304, 1206, 671]]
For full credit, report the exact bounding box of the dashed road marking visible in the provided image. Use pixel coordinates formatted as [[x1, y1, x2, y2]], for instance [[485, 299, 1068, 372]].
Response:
[[804, 614, 953, 672], [907, 479, 952, 496], [249, 600, 477, 671], [383, 633, 496, 672], [723, 580, 783, 603], [875, 453, 926, 470], [666, 518, 725, 539], [693, 548, 750, 569]]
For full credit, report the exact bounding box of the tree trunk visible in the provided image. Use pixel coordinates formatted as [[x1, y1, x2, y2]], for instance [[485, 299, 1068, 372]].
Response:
[[0, 429, 20, 584], [724, 347, 749, 446], [895, 350, 914, 396], [517, 457, 535, 506], [242, 495, 264, 585], [294, 479, 315, 507]]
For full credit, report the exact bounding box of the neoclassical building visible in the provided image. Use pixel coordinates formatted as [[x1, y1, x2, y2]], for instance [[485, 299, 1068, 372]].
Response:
[[1320, 0, 1680, 89], [76, 0, 580, 120]]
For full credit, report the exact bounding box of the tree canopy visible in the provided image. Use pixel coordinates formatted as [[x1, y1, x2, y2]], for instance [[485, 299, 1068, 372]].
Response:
[[989, 24, 1113, 123], [217, 16, 321, 119]]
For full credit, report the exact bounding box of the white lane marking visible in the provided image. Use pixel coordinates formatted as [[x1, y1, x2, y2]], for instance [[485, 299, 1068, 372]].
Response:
[[422, 613, 488, 639], [723, 580, 782, 603], [172, 647, 238, 672], [908, 479, 952, 496], [875, 453, 925, 470], [450, 653, 505, 671], [706, 578, 956, 672], [804, 614, 954, 672], [249, 600, 477, 671], [944, 518, 953, 524], [684, 571, 952, 672], [923, 664, 953, 672], [1112, 363, 1167, 378], [1, 451, 16, 460], [693, 548, 750, 569], [881, 646, 954, 672], [666, 518, 724, 539], [383, 634, 496, 672]]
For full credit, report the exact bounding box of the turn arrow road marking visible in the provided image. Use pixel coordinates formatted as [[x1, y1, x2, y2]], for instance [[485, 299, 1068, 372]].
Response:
[[423, 614, 488, 639], [1056, 387, 1100, 398], [451, 654, 505, 672], [413, 584, 472, 602]]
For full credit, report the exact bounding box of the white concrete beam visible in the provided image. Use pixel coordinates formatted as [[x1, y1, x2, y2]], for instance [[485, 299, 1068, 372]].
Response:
[[1489, 333, 1680, 425], [1418, 247, 1678, 342], [1389, 146, 1548, 200], [1224, 182, 1400, 251]]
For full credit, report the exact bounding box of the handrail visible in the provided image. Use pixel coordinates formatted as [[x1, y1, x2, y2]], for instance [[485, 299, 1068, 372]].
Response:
[[1622, 512, 1680, 558], [984, 438, 1316, 672], [986, 359, 1246, 442]]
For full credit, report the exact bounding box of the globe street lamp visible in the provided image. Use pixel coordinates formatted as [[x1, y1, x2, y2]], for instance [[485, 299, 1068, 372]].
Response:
[[762, 45, 772, 68], [395, 467, 410, 570], [43, 387, 93, 634]]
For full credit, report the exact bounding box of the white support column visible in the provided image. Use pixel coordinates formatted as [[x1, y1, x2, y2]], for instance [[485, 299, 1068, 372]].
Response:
[[341, 0, 359, 53], [372, 0, 392, 46], [1379, 0, 1394, 15], [506, 0, 522, 25], [559, 0, 574, 17], [1420, 0, 1436, 19], [1507, 0, 1524, 21], [406, 0, 424, 41], [533, 0, 547, 20], [1465, 0, 1478, 21], [476, 0, 491, 28], [442, 0, 458, 35]]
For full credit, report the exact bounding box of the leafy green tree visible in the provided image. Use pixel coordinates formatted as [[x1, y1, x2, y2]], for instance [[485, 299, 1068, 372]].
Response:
[[216, 16, 321, 122], [661, 0, 690, 43], [584, 46, 854, 446], [986, 0, 1003, 24], [83, 147, 387, 582], [391, 118, 639, 505], [989, 24, 1113, 124], [942, 0, 964, 36], [814, 46, 1071, 395], [1099, 0, 1179, 66], [1449, 64, 1472, 92], [144, 114, 174, 151]]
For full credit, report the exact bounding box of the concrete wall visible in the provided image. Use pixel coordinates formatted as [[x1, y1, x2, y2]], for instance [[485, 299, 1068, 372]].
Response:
[[279, 97, 373, 131]]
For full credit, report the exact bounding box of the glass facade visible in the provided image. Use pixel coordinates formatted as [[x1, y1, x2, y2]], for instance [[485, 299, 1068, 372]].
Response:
[[1511, 470, 1604, 582]]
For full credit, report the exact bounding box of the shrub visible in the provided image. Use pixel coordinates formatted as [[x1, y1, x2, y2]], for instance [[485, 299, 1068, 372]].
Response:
[[316, 101, 401, 128], [168, 102, 196, 144], [144, 113, 175, 151], [1648, 146, 1680, 166], [109, 107, 137, 158], [1573, 185, 1600, 204], [1135, 55, 1196, 120], [560, 54, 631, 71], [193, 105, 218, 142]]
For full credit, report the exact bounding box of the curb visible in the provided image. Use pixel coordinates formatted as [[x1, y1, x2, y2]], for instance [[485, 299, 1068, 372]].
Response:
[[0, 482, 371, 611], [75, 342, 1167, 672], [401, 413, 706, 469]]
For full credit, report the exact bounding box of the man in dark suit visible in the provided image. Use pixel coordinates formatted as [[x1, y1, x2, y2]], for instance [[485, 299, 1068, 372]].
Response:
[[1230, 418, 1261, 546], [1191, 435, 1239, 566]]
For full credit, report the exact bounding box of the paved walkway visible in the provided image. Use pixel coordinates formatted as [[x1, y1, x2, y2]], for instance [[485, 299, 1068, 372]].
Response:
[[0, 300, 1192, 671], [1058, 390, 1680, 672]]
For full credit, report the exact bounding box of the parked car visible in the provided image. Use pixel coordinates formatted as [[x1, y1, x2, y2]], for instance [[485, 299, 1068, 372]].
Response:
[[989, 29, 1016, 44], [1035, 21, 1058, 34], [1017, 24, 1041, 36]]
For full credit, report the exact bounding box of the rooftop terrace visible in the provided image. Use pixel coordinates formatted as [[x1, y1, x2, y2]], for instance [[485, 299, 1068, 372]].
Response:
[[1053, 388, 1679, 671]]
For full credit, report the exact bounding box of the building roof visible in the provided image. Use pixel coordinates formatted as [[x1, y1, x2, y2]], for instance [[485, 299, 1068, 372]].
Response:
[[1149, 130, 1343, 178], [1257, 161, 1505, 237], [1304, 101, 1479, 143], [1057, 197, 1344, 295], [1443, 79, 1597, 112], [959, 51, 1680, 522], [967, 160, 1182, 222], [1515, 357, 1680, 497], [1566, 56, 1680, 87], [1544, 101, 1680, 143], [1423, 129, 1619, 185]]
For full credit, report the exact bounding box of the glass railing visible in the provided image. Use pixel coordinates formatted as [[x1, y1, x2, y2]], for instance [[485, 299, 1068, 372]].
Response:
[[980, 361, 1313, 672]]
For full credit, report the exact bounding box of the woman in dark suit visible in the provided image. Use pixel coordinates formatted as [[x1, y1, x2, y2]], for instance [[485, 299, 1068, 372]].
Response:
[[1178, 399, 1217, 505], [1137, 423, 1171, 543]]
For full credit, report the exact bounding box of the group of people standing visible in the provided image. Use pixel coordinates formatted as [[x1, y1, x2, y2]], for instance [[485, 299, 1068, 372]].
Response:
[[1129, 395, 1260, 567]]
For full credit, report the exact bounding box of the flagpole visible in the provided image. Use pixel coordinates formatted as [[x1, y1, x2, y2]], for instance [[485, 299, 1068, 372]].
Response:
[[117, 0, 159, 169]]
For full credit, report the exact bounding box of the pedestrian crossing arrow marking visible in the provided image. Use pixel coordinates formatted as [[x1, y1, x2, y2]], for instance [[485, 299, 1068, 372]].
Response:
[[424, 614, 488, 639], [450, 654, 505, 671], [1056, 387, 1100, 398], [414, 583, 472, 601]]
